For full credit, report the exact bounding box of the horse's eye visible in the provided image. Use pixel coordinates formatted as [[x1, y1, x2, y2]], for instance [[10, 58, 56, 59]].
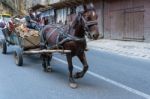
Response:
[[87, 16, 91, 21], [84, 15, 88, 20]]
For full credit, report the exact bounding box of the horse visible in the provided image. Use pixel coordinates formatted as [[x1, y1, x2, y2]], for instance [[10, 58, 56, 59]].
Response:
[[40, 3, 99, 88]]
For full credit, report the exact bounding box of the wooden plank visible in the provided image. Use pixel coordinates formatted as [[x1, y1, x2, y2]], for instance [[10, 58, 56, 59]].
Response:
[[124, 11, 144, 40], [31, 4, 46, 11], [110, 11, 124, 40], [124, 12, 134, 39], [23, 49, 71, 54], [106, 0, 145, 41], [48, 0, 82, 9], [133, 0, 144, 7], [133, 11, 144, 40]]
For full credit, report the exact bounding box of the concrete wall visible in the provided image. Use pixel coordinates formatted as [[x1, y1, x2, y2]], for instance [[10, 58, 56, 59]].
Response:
[[144, 0, 150, 42]]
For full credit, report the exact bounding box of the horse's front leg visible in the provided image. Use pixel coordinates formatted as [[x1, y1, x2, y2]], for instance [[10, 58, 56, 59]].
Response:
[[66, 53, 77, 88], [74, 52, 89, 79]]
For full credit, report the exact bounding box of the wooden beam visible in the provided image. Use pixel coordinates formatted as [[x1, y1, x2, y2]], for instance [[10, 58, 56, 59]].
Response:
[[31, 4, 46, 11], [23, 49, 71, 54], [36, 0, 89, 12], [48, 0, 84, 9]]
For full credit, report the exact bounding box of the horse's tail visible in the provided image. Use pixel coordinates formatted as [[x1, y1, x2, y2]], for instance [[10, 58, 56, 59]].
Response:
[[40, 24, 55, 49], [40, 25, 48, 49], [40, 25, 50, 42]]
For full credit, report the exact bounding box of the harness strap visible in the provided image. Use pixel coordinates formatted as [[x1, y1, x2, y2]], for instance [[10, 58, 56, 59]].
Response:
[[47, 28, 57, 40], [42, 13, 89, 49]]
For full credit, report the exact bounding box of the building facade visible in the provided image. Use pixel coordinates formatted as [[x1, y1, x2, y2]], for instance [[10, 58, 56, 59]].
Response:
[[0, 0, 26, 15], [0, 0, 16, 15], [104, 0, 148, 42], [26, 0, 150, 42]]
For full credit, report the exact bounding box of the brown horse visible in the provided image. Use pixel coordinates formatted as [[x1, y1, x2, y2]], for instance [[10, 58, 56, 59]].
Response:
[[40, 3, 99, 88]]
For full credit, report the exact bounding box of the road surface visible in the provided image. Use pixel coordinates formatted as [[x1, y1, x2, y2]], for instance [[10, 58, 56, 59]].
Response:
[[0, 43, 150, 99]]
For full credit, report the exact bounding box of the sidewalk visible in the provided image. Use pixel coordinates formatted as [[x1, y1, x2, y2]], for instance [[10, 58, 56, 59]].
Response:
[[87, 39, 150, 60]]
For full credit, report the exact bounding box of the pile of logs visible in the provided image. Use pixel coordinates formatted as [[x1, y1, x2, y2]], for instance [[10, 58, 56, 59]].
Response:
[[15, 24, 39, 38]]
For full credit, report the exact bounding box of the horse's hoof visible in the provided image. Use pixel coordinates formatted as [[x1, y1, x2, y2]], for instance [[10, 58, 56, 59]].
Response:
[[47, 67, 52, 72], [43, 67, 52, 72], [85, 48, 89, 51], [69, 82, 78, 89], [74, 72, 83, 79]]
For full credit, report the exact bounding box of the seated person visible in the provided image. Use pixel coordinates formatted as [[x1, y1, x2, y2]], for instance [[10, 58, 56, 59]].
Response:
[[0, 18, 6, 29], [25, 9, 40, 31], [25, 15, 37, 29], [6, 18, 18, 44]]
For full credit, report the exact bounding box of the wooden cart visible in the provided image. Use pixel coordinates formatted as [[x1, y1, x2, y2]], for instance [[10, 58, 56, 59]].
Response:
[[1, 27, 18, 54], [13, 26, 71, 66]]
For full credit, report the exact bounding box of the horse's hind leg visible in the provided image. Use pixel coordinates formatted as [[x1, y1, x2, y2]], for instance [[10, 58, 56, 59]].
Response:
[[45, 54, 52, 72], [74, 52, 89, 79], [66, 53, 77, 88], [41, 54, 52, 72], [41, 54, 47, 71]]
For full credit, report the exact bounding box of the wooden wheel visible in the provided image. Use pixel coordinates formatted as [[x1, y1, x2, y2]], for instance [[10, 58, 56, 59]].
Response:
[[14, 47, 23, 66], [1, 39, 7, 54]]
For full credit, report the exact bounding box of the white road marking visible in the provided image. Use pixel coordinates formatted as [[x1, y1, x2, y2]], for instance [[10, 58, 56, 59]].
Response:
[[54, 57, 150, 99]]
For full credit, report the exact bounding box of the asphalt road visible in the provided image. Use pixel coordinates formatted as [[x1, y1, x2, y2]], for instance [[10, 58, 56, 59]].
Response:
[[0, 42, 150, 99]]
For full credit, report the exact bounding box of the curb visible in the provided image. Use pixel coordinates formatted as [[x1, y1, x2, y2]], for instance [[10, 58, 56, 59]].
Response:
[[88, 44, 150, 60]]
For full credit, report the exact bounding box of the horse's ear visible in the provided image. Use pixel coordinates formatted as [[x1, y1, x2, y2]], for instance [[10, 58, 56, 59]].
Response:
[[85, 3, 95, 10], [76, 5, 84, 13]]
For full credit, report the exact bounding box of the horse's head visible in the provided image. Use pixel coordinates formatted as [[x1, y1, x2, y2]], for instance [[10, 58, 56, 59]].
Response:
[[76, 3, 99, 40]]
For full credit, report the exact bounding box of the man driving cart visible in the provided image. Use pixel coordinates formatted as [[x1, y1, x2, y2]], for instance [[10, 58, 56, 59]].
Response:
[[25, 9, 40, 31]]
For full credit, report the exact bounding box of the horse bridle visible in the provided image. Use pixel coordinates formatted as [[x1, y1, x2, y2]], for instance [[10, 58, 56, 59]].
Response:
[[65, 12, 98, 41], [80, 13, 98, 39]]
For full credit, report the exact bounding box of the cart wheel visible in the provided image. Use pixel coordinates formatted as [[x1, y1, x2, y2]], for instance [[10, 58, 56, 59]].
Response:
[[1, 39, 7, 54], [14, 47, 23, 66]]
